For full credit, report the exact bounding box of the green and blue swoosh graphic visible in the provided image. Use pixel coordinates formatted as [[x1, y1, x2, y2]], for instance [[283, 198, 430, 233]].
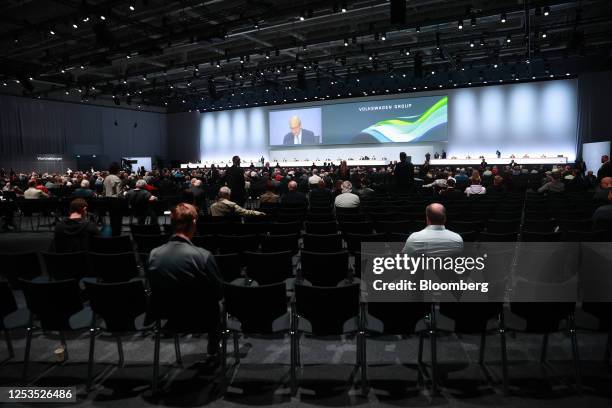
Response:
[[360, 96, 448, 143]]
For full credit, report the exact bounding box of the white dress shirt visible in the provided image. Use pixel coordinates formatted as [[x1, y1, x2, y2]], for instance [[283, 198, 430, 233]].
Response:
[[293, 130, 302, 144], [402, 225, 464, 256]]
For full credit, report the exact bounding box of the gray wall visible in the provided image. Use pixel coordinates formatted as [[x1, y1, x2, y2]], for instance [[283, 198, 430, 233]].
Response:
[[0, 95, 167, 171]]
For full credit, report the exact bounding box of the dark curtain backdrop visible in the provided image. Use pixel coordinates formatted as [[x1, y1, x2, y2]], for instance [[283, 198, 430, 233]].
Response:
[[0, 95, 167, 169], [577, 70, 612, 158]]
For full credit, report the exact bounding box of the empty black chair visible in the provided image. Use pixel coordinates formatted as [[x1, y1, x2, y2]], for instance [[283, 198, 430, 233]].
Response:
[[339, 221, 374, 234], [218, 234, 259, 254], [459, 230, 478, 242], [523, 219, 557, 233], [306, 212, 336, 222], [447, 221, 485, 233], [0, 281, 29, 361], [244, 251, 293, 285], [224, 282, 290, 368], [84, 280, 151, 389], [90, 235, 133, 254], [521, 230, 562, 242], [41, 251, 90, 281], [261, 233, 299, 254], [486, 219, 520, 233], [133, 234, 169, 254], [146, 273, 223, 393], [302, 233, 343, 253], [0, 252, 42, 287], [20, 279, 91, 382], [130, 224, 162, 235], [191, 235, 218, 253], [291, 283, 362, 395], [365, 302, 434, 393], [197, 221, 231, 236], [336, 213, 369, 223], [300, 250, 350, 286], [304, 221, 338, 235], [374, 220, 412, 234], [344, 232, 386, 253], [388, 232, 411, 242], [478, 231, 518, 242], [214, 253, 243, 283], [267, 221, 302, 235], [438, 302, 508, 394], [89, 252, 140, 282]]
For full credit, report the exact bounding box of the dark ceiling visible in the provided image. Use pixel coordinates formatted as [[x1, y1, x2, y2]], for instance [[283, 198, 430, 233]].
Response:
[[1, 0, 611, 112]]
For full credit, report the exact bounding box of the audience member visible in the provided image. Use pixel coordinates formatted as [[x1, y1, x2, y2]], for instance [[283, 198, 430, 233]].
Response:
[[309, 179, 333, 203], [597, 155, 611, 183], [393, 152, 414, 190], [465, 172, 486, 196], [334, 181, 360, 208], [280, 180, 308, 206], [593, 188, 612, 231], [54, 198, 100, 252], [211, 186, 265, 217], [537, 171, 565, 194], [73, 179, 96, 198], [24, 179, 49, 199], [403, 203, 463, 255], [225, 155, 246, 206], [259, 181, 280, 203], [148, 203, 223, 356], [126, 179, 158, 225]]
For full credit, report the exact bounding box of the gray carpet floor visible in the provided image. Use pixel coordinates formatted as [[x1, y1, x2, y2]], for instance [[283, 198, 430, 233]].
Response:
[[1, 231, 611, 408]]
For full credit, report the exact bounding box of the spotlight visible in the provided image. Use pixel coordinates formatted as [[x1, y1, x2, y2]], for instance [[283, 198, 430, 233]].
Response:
[[458, 20, 463, 30], [341, 3, 347, 12], [415, 25, 420, 33], [469, 40, 475, 47], [83, 16, 89, 22], [471, 17, 476, 27], [493, 63, 498, 68], [129, 5, 135, 11], [500, 13, 506, 23], [50, 29, 56, 35], [344, 39, 348, 46], [543, 6, 550, 16], [381, 32, 386, 41], [541, 30, 547, 38], [100, 15, 106, 20], [72, 22, 78, 29], [506, 34, 511, 43], [405, 48, 410, 55]]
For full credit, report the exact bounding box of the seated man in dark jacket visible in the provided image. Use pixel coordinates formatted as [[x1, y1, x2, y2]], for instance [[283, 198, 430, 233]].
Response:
[[280, 180, 308, 207], [54, 198, 100, 252], [308, 179, 333, 204], [148, 203, 223, 356]]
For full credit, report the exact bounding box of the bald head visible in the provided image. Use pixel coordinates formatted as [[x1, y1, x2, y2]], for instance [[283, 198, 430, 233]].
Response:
[[425, 203, 446, 226], [289, 116, 302, 137], [601, 177, 612, 189], [288, 180, 298, 191]]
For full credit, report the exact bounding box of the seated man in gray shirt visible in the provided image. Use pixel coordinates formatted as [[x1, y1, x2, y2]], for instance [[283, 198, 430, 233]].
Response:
[[403, 203, 463, 256], [148, 203, 223, 356]]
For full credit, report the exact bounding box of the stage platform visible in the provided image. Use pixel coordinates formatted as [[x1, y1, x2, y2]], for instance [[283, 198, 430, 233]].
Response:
[[430, 157, 569, 166], [181, 159, 390, 169]]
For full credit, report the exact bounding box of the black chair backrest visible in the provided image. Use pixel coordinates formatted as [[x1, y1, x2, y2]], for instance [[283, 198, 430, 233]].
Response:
[[367, 302, 430, 334], [339, 221, 374, 234], [344, 232, 386, 253], [305, 221, 338, 235], [261, 233, 299, 253], [20, 279, 83, 331], [486, 219, 521, 233], [267, 221, 302, 235], [90, 235, 133, 254], [133, 234, 169, 253], [521, 231, 562, 242], [191, 235, 218, 252], [213, 253, 243, 282], [478, 231, 518, 242], [244, 251, 293, 285], [89, 252, 139, 282], [130, 224, 162, 235], [224, 282, 288, 333], [0, 281, 17, 328], [295, 283, 360, 335], [302, 233, 343, 253], [146, 272, 220, 333], [218, 234, 259, 254], [439, 302, 503, 333], [300, 250, 350, 286], [41, 251, 90, 281], [84, 280, 147, 332], [306, 212, 336, 222], [0, 252, 42, 286]]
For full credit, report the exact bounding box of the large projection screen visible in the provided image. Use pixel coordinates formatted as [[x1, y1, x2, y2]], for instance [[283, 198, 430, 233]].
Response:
[[268, 95, 448, 146]]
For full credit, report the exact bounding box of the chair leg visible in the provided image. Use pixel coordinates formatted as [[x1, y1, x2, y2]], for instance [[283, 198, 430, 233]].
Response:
[[430, 305, 438, 396], [499, 320, 509, 396], [233, 332, 240, 364], [540, 332, 549, 363], [604, 332, 611, 365], [21, 327, 33, 384], [60, 332, 68, 361], [290, 330, 297, 396], [116, 337, 125, 367], [174, 335, 182, 367], [418, 331, 424, 365], [569, 316, 582, 394], [87, 329, 96, 390], [221, 329, 228, 373], [479, 332, 487, 365], [4, 330, 14, 359], [152, 325, 161, 394]]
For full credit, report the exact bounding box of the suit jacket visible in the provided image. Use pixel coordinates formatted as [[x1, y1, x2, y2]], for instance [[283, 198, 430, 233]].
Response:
[[224, 165, 246, 201], [283, 129, 316, 145]]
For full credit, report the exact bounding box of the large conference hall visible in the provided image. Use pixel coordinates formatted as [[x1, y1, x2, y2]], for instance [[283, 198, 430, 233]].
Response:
[[1, 1, 612, 407]]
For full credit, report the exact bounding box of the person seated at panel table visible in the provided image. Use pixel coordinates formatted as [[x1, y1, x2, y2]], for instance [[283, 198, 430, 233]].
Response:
[[283, 116, 317, 145], [403, 203, 463, 256], [210, 186, 266, 217]]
